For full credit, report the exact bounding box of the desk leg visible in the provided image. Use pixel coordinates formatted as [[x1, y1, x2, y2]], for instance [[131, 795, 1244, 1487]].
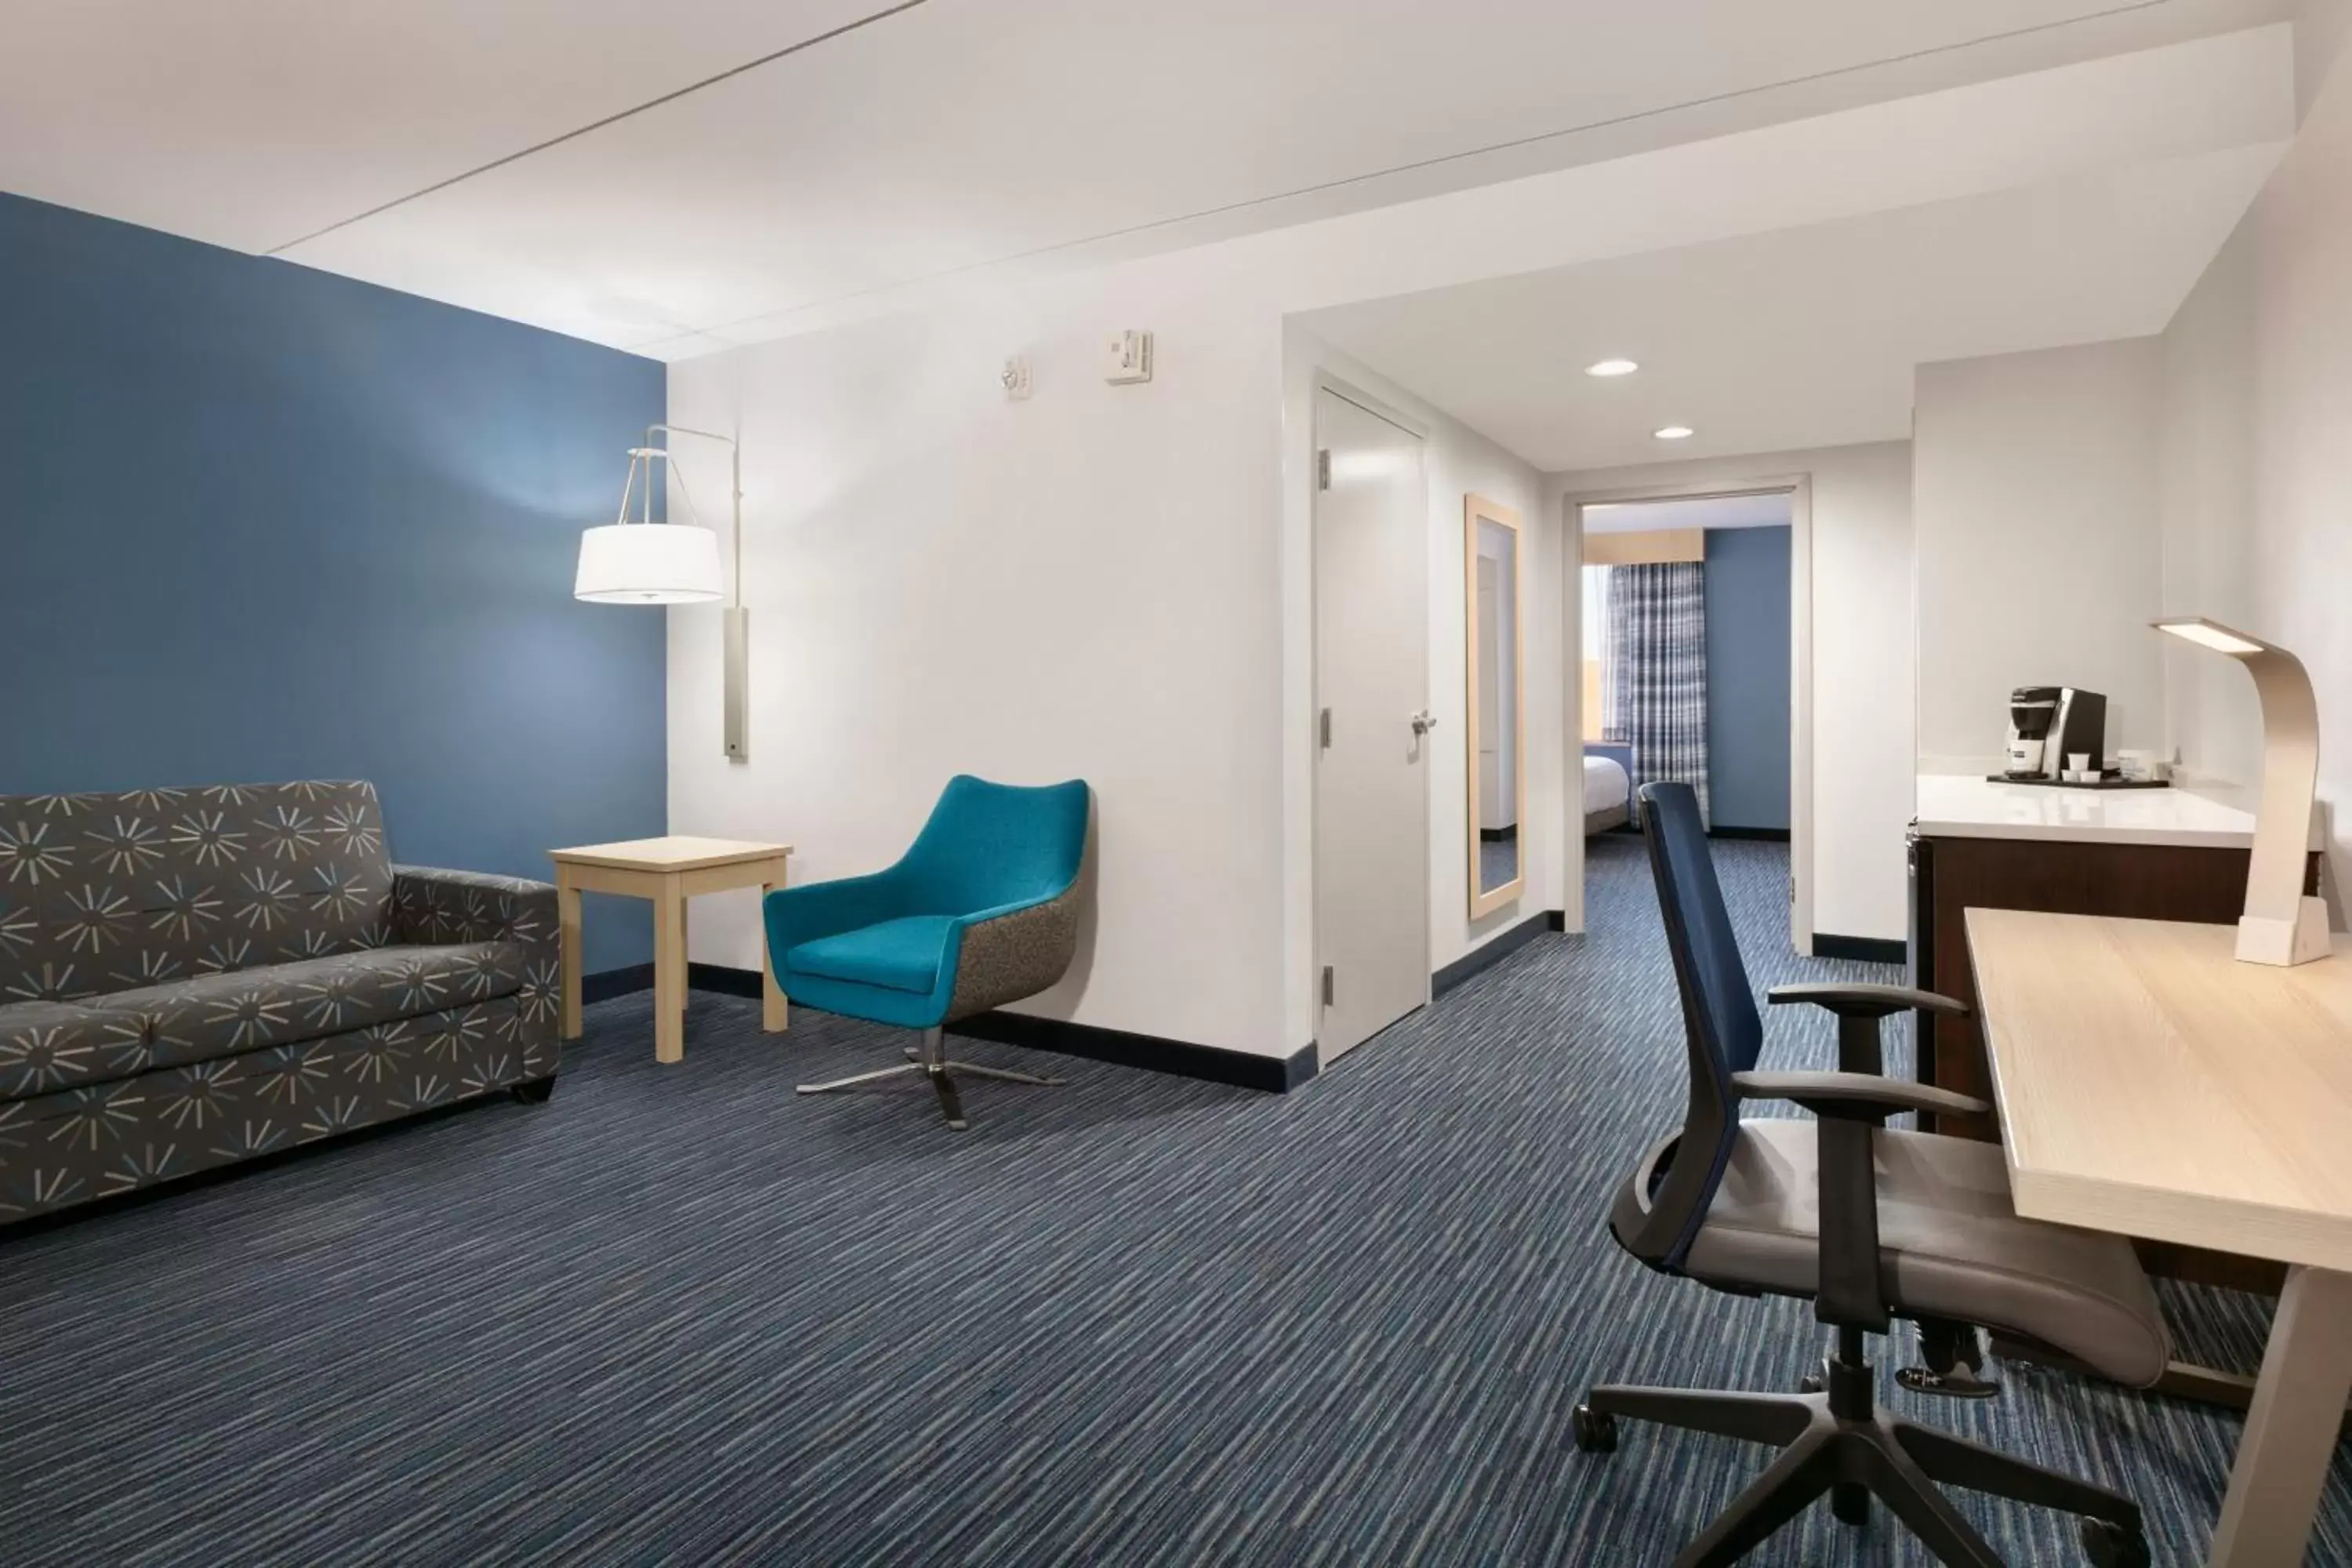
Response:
[[2209, 1265, 2352, 1566], [557, 869, 583, 1041], [654, 873, 687, 1065], [761, 862, 788, 1033]]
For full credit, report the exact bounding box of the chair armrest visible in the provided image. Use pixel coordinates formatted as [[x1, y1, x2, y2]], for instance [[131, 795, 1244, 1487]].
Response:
[[392, 866, 557, 951], [1733, 1069, 1988, 1123], [1767, 982, 1967, 1018], [761, 871, 910, 957], [940, 887, 1083, 1022]]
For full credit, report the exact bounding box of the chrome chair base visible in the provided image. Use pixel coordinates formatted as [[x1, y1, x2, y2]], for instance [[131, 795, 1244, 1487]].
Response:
[[795, 1026, 1063, 1129]]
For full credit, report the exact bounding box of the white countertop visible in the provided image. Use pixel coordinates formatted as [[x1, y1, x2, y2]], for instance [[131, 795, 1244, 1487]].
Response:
[[1914, 773, 2259, 848]]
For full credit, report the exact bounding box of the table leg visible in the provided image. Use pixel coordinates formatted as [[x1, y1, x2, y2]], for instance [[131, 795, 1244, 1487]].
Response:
[[2209, 1265, 2352, 1566], [762, 863, 789, 1033], [654, 873, 686, 1065], [557, 869, 583, 1041]]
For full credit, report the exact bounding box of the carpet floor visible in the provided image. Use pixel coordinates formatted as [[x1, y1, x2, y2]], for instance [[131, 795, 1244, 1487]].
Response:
[[1, 836, 2342, 1565]]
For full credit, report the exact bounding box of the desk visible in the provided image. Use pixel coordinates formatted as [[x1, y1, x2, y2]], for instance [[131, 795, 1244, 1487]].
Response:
[[1969, 908, 2352, 1568], [550, 837, 793, 1064]]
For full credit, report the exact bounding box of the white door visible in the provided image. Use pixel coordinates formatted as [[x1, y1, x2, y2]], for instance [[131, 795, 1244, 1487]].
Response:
[[1314, 387, 1429, 1062]]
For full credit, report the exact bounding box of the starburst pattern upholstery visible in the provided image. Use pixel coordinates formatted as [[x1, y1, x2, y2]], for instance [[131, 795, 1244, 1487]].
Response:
[[0, 782, 560, 1222]]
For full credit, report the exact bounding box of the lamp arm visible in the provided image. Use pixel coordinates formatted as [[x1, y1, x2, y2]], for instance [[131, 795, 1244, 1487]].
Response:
[[2245, 646, 2321, 926], [643, 424, 744, 612]]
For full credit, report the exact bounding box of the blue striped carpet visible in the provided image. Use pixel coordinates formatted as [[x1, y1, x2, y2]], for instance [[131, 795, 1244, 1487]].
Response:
[[1, 836, 2341, 1564]]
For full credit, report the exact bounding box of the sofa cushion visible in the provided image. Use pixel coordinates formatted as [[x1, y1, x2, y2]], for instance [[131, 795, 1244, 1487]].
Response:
[[0, 782, 394, 1002], [783, 916, 953, 996], [0, 1001, 150, 1100], [82, 942, 524, 1080]]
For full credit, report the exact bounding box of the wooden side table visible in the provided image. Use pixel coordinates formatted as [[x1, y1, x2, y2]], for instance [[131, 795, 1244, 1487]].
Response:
[[549, 836, 794, 1064]]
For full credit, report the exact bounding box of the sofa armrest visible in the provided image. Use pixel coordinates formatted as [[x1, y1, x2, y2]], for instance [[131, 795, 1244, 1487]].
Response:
[[392, 866, 557, 953]]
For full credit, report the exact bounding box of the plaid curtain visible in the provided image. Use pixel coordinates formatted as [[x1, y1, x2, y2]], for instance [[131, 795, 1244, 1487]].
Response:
[[1606, 561, 1710, 826]]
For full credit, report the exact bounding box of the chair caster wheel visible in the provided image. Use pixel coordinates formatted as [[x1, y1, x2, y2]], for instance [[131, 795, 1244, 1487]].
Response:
[[2082, 1519, 2151, 1568], [1799, 1374, 1823, 1395], [1571, 1403, 1618, 1454]]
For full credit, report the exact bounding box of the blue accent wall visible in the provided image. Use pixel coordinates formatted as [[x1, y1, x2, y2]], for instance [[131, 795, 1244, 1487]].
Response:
[[0, 193, 666, 971], [1704, 525, 1791, 830]]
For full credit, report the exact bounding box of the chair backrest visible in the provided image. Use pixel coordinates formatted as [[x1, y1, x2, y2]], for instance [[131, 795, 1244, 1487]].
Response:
[[0, 781, 394, 1001], [1625, 780, 1765, 1269], [897, 775, 1090, 914]]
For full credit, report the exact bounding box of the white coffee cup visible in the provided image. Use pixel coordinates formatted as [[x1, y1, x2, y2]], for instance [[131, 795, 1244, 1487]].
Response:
[[2067, 753, 2091, 775]]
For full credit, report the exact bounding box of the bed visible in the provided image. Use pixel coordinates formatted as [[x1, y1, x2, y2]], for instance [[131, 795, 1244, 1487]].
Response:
[[1583, 752, 1632, 836]]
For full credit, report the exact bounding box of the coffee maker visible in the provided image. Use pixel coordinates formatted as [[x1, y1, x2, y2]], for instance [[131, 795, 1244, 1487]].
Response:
[[1999, 686, 2106, 781]]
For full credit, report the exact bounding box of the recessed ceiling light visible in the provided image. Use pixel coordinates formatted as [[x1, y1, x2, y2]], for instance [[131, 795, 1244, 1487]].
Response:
[[1585, 358, 1639, 378], [1653, 425, 1695, 441]]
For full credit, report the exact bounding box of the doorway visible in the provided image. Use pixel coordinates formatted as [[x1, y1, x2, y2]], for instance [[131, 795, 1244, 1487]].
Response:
[[1312, 382, 1431, 1062], [1566, 480, 1814, 955]]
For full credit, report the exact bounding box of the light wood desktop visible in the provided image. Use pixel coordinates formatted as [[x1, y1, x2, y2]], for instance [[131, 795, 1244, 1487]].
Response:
[[549, 837, 793, 1065], [1969, 907, 2352, 1568]]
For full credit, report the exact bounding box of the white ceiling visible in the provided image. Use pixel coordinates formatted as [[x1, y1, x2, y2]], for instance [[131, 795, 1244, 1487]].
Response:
[[1586, 495, 1793, 533], [1298, 136, 2283, 471], [0, 0, 2296, 358]]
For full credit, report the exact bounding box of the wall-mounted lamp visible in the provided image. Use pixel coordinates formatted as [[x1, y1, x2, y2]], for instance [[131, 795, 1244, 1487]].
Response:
[[2153, 616, 2329, 965], [576, 424, 749, 762]]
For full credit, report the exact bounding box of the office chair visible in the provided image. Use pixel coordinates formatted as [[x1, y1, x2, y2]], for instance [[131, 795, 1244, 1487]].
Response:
[[1574, 782, 2161, 1568], [764, 775, 1090, 1129]]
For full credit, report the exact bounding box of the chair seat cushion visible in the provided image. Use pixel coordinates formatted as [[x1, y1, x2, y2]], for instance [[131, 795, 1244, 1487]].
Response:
[[783, 917, 952, 996], [78, 942, 524, 1080], [1682, 1119, 2170, 1388]]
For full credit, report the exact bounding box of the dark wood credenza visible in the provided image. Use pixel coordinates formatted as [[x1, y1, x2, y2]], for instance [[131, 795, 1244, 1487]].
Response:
[[1909, 821, 2316, 1298]]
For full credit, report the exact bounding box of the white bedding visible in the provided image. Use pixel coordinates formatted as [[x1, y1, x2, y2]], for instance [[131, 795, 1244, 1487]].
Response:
[[1583, 755, 1630, 814]]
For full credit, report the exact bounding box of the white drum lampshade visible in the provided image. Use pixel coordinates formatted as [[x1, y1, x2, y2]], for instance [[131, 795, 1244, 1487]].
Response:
[[574, 523, 724, 604]]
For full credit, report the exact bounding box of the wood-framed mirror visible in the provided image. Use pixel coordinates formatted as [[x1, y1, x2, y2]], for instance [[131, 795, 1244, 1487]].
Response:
[[1465, 494, 1526, 917]]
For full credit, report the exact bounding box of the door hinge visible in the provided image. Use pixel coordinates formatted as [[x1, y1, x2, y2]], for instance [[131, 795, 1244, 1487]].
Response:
[[1319, 706, 1332, 749], [1316, 448, 1332, 490], [1321, 964, 1335, 1007]]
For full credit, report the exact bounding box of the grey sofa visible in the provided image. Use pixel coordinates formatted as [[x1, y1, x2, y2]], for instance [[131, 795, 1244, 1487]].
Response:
[[0, 780, 561, 1223]]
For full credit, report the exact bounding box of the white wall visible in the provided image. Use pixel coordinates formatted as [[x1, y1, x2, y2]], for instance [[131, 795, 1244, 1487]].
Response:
[[668, 288, 1291, 1056], [666, 266, 1552, 1062], [1911, 339, 2167, 773], [1548, 441, 1915, 943], [2160, 1, 2352, 906]]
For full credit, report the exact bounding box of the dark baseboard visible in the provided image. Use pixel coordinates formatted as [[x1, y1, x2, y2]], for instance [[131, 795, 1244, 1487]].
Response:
[[1815, 932, 1907, 965], [585, 962, 769, 1003], [581, 963, 655, 1004], [688, 962, 764, 999], [665, 964, 1313, 1093], [1709, 826, 1791, 842], [958, 1011, 1316, 1093], [1433, 910, 1559, 995]]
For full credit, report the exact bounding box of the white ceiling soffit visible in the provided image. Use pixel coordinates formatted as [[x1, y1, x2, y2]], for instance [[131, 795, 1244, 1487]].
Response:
[[0, 1, 897, 255], [0, 0, 2292, 355], [1586, 495, 1794, 533], [1294, 136, 2285, 471]]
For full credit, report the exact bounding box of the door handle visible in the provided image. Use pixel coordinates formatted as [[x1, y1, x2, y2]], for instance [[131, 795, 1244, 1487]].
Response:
[[1410, 710, 1438, 736]]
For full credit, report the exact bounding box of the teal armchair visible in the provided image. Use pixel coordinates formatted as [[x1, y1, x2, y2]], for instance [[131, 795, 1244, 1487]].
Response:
[[764, 775, 1091, 1127]]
